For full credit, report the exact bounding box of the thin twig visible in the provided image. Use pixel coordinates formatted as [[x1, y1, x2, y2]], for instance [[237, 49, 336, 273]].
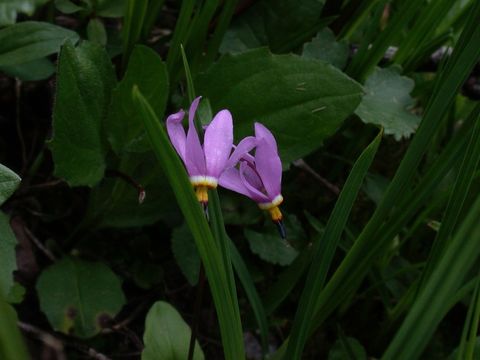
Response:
[[18, 321, 66, 360], [19, 321, 113, 360], [23, 226, 56, 261], [292, 159, 340, 195], [105, 169, 146, 204]]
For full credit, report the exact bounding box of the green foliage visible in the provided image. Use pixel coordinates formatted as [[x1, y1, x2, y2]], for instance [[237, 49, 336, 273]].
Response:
[[285, 131, 381, 359], [328, 337, 367, 360], [302, 28, 349, 69], [220, 0, 325, 53], [0, 0, 48, 26], [0, 213, 18, 300], [0, 21, 79, 67], [0, 164, 20, 206], [355, 67, 420, 140], [384, 196, 480, 359], [245, 215, 304, 266], [142, 301, 204, 360], [121, 0, 148, 69], [0, 297, 29, 360], [36, 256, 126, 338], [87, 18, 107, 46], [1, 1, 480, 358], [0, 57, 55, 81], [133, 87, 245, 359], [171, 222, 201, 286], [50, 41, 116, 187], [55, 0, 126, 17], [197, 48, 363, 164], [107, 45, 169, 155]]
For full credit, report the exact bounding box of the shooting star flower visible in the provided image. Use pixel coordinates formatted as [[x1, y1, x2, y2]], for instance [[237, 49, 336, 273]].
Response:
[[219, 123, 286, 237], [166, 96, 233, 205]]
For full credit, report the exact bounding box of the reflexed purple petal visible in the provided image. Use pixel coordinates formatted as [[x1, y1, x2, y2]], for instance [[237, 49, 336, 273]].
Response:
[[219, 167, 251, 198], [226, 136, 256, 168], [166, 110, 186, 162], [242, 161, 263, 190], [188, 96, 202, 123], [239, 162, 270, 203], [204, 109, 233, 178], [185, 98, 206, 176], [255, 122, 277, 150], [255, 138, 282, 199]]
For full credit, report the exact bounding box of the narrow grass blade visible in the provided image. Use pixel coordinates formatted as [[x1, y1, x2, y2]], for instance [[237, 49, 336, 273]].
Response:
[[141, 0, 166, 39], [121, 0, 148, 71], [419, 104, 480, 291], [456, 275, 480, 360], [208, 191, 241, 314], [229, 238, 269, 356], [307, 1, 480, 336], [284, 130, 382, 359], [204, 0, 238, 66], [262, 244, 315, 316], [166, 0, 196, 75], [132, 88, 244, 360], [393, 0, 453, 66], [347, 0, 424, 80], [382, 196, 480, 359]]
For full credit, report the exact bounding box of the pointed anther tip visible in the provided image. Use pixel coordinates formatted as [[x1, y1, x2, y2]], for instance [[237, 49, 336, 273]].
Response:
[[275, 220, 287, 240]]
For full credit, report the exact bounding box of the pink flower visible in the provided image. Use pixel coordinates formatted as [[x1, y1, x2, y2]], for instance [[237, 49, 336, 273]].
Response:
[[166, 96, 234, 204], [220, 123, 285, 231]]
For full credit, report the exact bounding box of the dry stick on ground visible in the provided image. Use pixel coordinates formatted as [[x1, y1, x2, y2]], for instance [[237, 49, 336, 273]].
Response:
[[23, 226, 56, 262], [18, 321, 112, 360], [292, 159, 341, 195]]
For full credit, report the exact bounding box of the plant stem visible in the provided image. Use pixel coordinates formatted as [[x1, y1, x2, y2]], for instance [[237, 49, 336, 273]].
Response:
[[188, 264, 206, 360]]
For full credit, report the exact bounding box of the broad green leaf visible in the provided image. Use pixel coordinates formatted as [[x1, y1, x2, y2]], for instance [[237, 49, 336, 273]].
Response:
[[197, 48, 363, 163], [245, 226, 299, 266], [106, 45, 168, 154], [171, 222, 201, 286], [96, 173, 180, 228], [0, 297, 29, 360], [220, 0, 325, 54], [0, 57, 55, 81], [355, 67, 420, 140], [0, 212, 18, 299], [36, 256, 126, 338], [55, 0, 84, 14], [55, 0, 125, 16], [142, 301, 204, 360], [87, 18, 107, 46], [302, 28, 349, 69], [96, 0, 127, 17], [0, 163, 20, 206], [50, 41, 116, 187], [328, 337, 367, 360], [0, 21, 79, 66]]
